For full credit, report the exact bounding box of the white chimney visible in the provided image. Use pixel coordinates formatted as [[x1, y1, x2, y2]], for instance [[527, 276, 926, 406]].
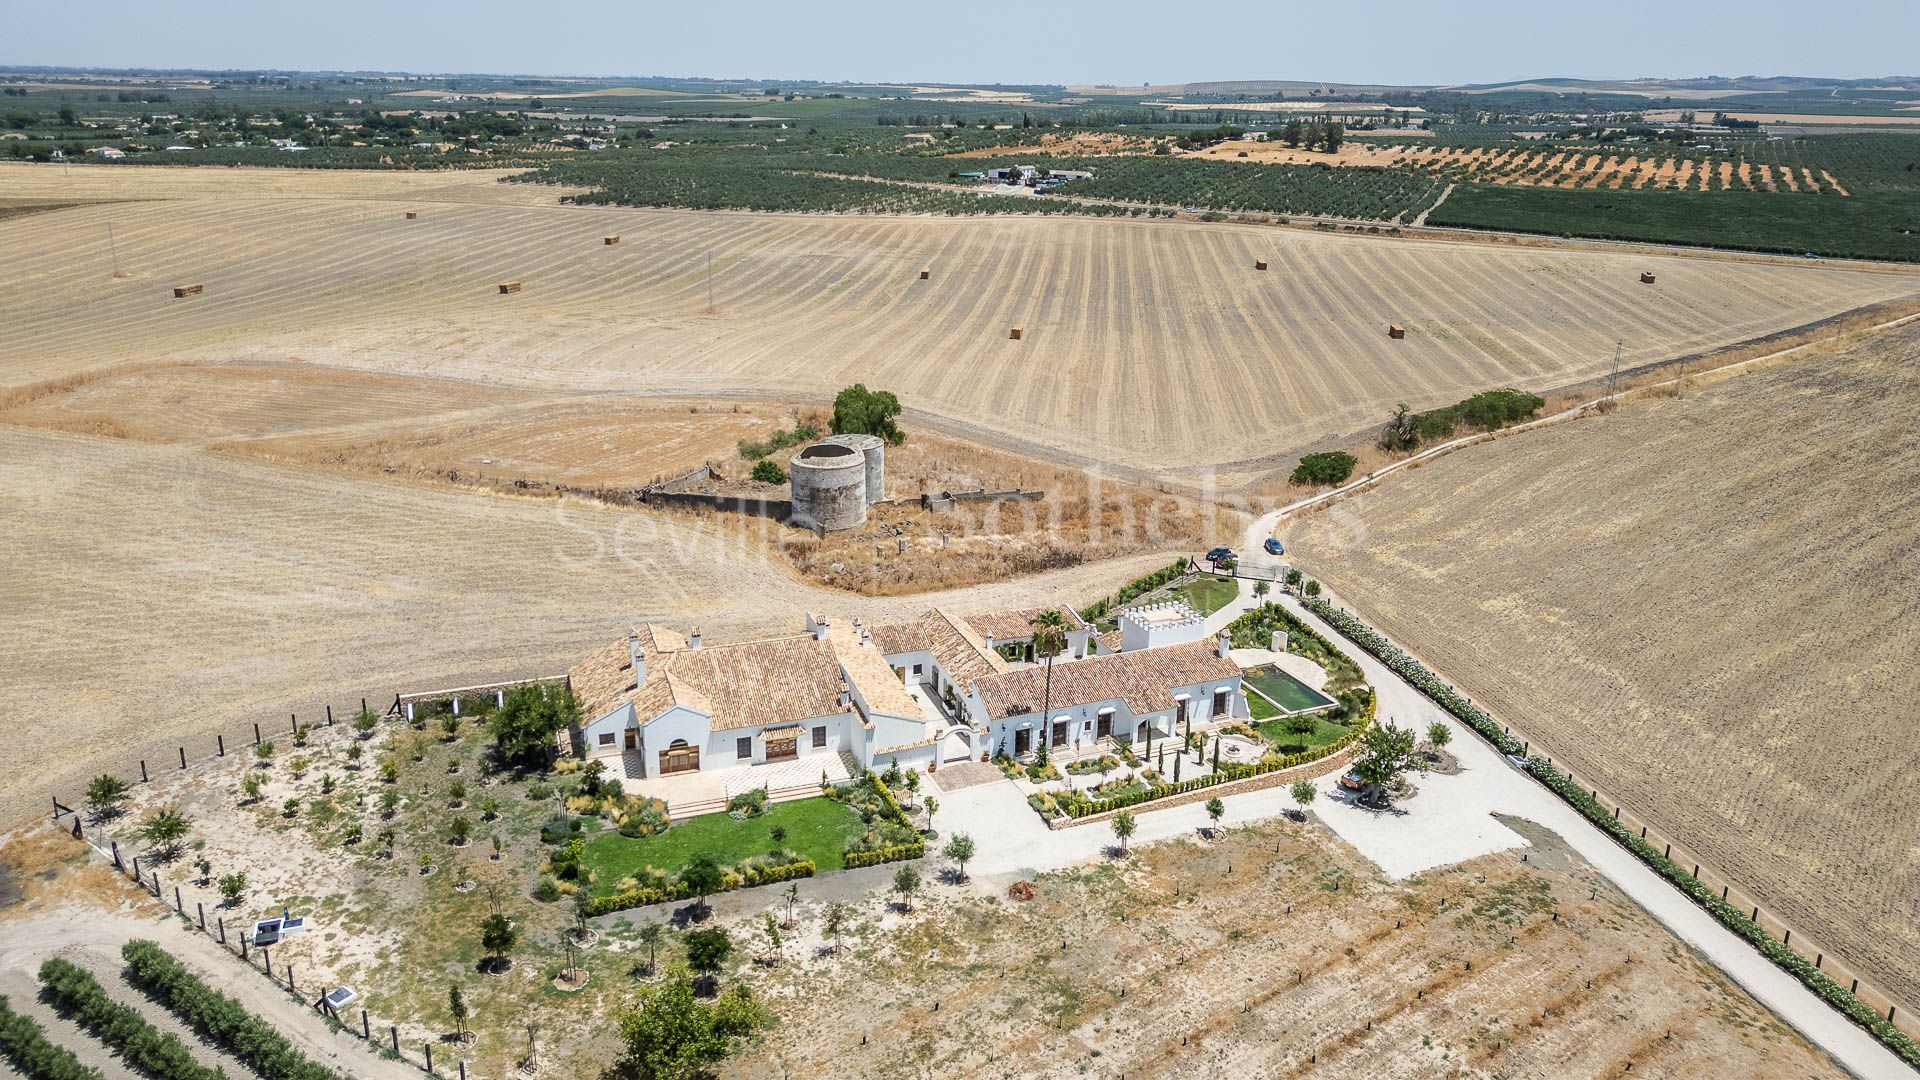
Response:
[[807, 613, 831, 641], [628, 631, 646, 688], [689, 627, 703, 650], [1217, 630, 1232, 660]]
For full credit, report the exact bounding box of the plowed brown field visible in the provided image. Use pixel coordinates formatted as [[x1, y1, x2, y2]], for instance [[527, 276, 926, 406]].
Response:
[[4, 163, 1914, 478], [1287, 322, 1920, 1007]]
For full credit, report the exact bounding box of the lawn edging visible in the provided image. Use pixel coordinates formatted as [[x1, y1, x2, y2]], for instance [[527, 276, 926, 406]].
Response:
[[1299, 596, 1920, 1067]]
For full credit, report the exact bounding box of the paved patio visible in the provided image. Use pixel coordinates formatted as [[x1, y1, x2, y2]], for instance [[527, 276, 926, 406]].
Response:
[[621, 751, 857, 814]]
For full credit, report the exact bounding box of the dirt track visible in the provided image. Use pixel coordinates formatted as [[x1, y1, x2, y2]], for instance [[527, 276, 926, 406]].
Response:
[[4, 163, 1913, 477], [1287, 321, 1920, 1008]]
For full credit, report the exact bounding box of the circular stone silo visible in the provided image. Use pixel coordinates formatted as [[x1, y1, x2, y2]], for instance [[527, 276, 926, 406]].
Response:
[[823, 433, 885, 503], [789, 442, 868, 531]]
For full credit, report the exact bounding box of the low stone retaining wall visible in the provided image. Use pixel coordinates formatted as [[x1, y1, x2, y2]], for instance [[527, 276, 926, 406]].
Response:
[[1049, 747, 1356, 830]]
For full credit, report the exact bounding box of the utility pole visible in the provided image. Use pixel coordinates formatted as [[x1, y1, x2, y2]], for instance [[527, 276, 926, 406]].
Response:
[[1605, 339, 1623, 408]]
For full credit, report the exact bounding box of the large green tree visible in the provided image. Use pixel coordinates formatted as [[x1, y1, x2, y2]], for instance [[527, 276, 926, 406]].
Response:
[[600, 964, 766, 1080], [488, 685, 580, 769], [679, 854, 724, 917], [830, 384, 905, 444], [1351, 721, 1418, 809]]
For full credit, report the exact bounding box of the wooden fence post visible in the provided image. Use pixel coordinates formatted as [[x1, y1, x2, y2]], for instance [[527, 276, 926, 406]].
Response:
[[111, 840, 121, 869], [254, 722, 261, 745], [140, 760, 149, 783], [361, 1009, 370, 1039], [391, 1026, 400, 1054], [218, 734, 225, 757], [197, 902, 205, 930], [326, 705, 334, 726], [425, 1042, 433, 1074], [179, 746, 187, 769]]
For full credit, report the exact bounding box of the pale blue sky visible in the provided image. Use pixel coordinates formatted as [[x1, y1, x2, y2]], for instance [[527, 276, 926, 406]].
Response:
[[6, 0, 1916, 86]]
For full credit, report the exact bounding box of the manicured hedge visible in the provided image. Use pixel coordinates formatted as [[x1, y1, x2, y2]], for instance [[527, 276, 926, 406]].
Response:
[[844, 844, 923, 869], [37, 958, 221, 1080], [1062, 695, 1374, 818], [1300, 598, 1920, 1066], [586, 858, 816, 917], [120, 941, 352, 1080], [0, 994, 104, 1080], [1302, 598, 1524, 756], [845, 772, 925, 866]]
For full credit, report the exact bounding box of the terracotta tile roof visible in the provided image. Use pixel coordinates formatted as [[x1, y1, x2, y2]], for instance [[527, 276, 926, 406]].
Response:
[[962, 606, 1089, 642], [973, 640, 1238, 720], [657, 634, 847, 732], [568, 637, 641, 723], [828, 620, 925, 721], [566, 627, 847, 732], [869, 608, 1008, 685]]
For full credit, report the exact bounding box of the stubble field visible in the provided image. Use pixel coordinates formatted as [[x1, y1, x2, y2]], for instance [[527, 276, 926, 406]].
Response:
[[1286, 322, 1920, 1007], [0, 426, 1174, 828], [4, 163, 1915, 480]]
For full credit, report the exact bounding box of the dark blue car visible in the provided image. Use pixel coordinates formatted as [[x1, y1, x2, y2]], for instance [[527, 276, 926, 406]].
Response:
[[1205, 547, 1234, 563], [1264, 538, 1285, 556]]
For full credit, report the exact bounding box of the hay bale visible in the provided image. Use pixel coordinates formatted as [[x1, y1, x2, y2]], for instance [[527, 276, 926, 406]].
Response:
[[172, 284, 203, 298], [1009, 326, 1023, 341], [497, 281, 522, 295], [919, 268, 931, 280], [604, 235, 620, 245], [1640, 271, 1657, 284], [404, 211, 418, 220], [1388, 324, 1405, 340], [1255, 260, 1268, 271]]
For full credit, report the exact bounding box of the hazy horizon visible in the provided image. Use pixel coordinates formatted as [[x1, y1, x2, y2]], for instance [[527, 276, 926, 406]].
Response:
[[6, 0, 1916, 89]]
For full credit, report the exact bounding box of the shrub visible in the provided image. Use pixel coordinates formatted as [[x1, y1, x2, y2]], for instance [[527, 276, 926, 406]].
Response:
[[749, 460, 787, 485], [0, 992, 104, 1080], [38, 958, 221, 1080], [532, 876, 562, 902], [727, 788, 769, 818], [1289, 451, 1357, 486], [539, 812, 578, 845], [120, 941, 354, 1080]]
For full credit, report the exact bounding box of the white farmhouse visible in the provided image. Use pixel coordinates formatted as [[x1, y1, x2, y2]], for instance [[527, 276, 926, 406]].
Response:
[[566, 603, 1245, 785]]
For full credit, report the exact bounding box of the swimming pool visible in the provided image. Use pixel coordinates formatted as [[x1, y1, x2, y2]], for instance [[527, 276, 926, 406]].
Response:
[[1242, 665, 1338, 714]]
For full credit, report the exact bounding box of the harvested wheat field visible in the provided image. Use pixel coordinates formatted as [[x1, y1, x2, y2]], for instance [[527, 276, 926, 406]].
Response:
[[735, 820, 1842, 1079], [0, 426, 1174, 827], [1287, 321, 1920, 1007], [4, 164, 1915, 478]]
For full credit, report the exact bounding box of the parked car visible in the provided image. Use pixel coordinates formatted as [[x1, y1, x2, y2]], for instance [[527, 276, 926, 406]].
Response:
[[1264, 537, 1285, 556], [1205, 547, 1235, 563]]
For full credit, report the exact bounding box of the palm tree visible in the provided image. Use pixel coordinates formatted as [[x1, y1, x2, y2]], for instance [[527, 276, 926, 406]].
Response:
[[1029, 610, 1070, 759], [635, 921, 664, 976]]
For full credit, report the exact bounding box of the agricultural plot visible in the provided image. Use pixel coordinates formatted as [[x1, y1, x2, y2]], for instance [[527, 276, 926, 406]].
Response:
[[1286, 321, 1920, 1007], [5, 167, 1914, 477], [0, 427, 1170, 829], [737, 821, 1843, 1078]]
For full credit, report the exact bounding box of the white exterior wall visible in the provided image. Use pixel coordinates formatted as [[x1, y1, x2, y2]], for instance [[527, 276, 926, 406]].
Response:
[[985, 673, 1244, 757], [581, 702, 637, 759]]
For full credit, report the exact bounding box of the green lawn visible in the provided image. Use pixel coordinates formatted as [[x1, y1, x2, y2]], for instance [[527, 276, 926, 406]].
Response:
[[1176, 576, 1240, 616], [1254, 714, 1351, 754], [581, 796, 866, 888]]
